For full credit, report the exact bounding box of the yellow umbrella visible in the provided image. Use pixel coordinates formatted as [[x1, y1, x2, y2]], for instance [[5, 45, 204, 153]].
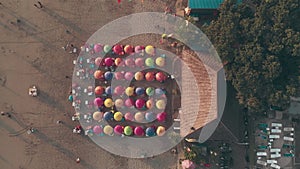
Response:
[[156, 99, 166, 110], [156, 126, 165, 136], [135, 112, 144, 122], [114, 99, 123, 108], [125, 87, 134, 96], [93, 111, 103, 121], [104, 98, 114, 108], [134, 72, 144, 81], [161, 34, 167, 39], [145, 45, 155, 55], [155, 57, 165, 67], [114, 111, 123, 121], [103, 125, 113, 135]]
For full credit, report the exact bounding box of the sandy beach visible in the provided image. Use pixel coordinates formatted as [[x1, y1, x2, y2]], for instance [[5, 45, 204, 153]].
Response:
[[0, 0, 182, 168]]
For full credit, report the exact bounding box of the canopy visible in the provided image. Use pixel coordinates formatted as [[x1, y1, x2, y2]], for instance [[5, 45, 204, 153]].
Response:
[[113, 44, 124, 55], [155, 57, 165, 67], [124, 126, 133, 136], [135, 46, 144, 53], [124, 45, 134, 54], [146, 87, 154, 96], [103, 45, 112, 53], [156, 126, 165, 136], [124, 112, 134, 121], [94, 44, 102, 53], [95, 57, 102, 66], [95, 86, 104, 95], [146, 127, 155, 137], [104, 71, 113, 80], [104, 111, 113, 121], [125, 98, 134, 107], [157, 112, 167, 122], [114, 125, 123, 135], [135, 87, 144, 96], [145, 45, 155, 55], [125, 87, 134, 96], [145, 72, 155, 81], [114, 99, 123, 108], [115, 58, 123, 66], [134, 71, 144, 81], [135, 58, 144, 67], [104, 57, 114, 67], [104, 98, 113, 108], [156, 99, 166, 110], [135, 112, 144, 122], [93, 111, 103, 121], [135, 98, 145, 109], [145, 111, 155, 122], [134, 126, 144, 136], [93, 125, 103, 135], [114, 86, 124, 95], [114, 111, 123, 121], [146, 99, 154, 109], [181, 160, 196, 169], [124, 72, 134, 81], [103, 125, 113, 135], [125, 58, 135, 67], [94, 70, 104, 79], [114, 72, 124, 80], [105, 86, 112, 95], [94, 98, 103, 107], [145, 58, 154, 67], [155, 72, 167, 82]]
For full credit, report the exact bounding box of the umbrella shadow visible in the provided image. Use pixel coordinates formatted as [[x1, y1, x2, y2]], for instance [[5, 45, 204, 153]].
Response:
[[38, 90, 66, 113]]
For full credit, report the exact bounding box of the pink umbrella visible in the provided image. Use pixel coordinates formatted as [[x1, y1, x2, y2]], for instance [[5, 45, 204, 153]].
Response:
[[113, 44, 124, 55], [114, 72, 124, 80], [94, 98, 103, 107], [124, 72, 134, 81], [104, 57, 114, 67], [134, 126, 144, 136], [114, 125, 124, 135], [181, 160, 196, 169], [95, 57, 102, 66], [124, 112, 134, 121], [135, 58, 144, 67], [145, 72, 155, 81], [125, 98, 134, 107], [156, 112, 167, 122], [93, 125, 103, 135], [135, 98, 145, 109], [155, 72, 167, 82], [135, 46, 144, 53], [124, 45, 134, 54], [114, 86, 124, 95], [94, 44, 102, 53], [125, 58, 135, 67]]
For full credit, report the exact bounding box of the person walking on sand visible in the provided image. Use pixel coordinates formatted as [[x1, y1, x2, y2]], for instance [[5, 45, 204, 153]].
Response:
[[37, 1, 43, 8]]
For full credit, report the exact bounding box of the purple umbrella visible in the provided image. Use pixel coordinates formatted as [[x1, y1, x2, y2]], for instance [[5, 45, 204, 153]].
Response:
[[104, 71, 114, 80], [105, 86, 112, 95], [135, 87, 144, 96]]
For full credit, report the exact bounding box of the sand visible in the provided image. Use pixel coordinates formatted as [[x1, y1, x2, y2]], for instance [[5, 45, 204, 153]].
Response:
[[0, 0, 182, 168]]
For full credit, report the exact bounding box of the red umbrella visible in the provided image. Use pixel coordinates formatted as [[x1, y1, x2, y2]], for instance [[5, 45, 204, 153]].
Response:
[[155, 72, 167, 82], [134, 126, 144, 136], [113, 44, 124, 55], [95, 86, 104, 95], [124, 45, 134, 54], [145, 72, 155, 81], [135, 98, 145, 108], [104, 57, 114, 67], [114, 125, 124, 135]]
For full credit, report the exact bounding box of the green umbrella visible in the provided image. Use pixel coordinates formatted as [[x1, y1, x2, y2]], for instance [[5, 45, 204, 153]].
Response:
[[145, 58, 154, 67], [146, 87, 154, 96], [103, 45, 112, 53], [124, 126, 133, 136]]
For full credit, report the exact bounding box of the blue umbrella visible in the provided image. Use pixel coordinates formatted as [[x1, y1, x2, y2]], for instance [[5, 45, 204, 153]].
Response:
[[146, 127, 155, 137], [155, 88, 164, 95], [104, 112, 113, 121], [104, 71, 113, 81], [135, 87, 144, 96], [105, 86, 112, 95]]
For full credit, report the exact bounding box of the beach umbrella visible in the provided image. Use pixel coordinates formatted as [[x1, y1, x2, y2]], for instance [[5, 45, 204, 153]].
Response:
[[145, 111, 155, 122], [104, 71, 114, 81], [145, 72, 155, 81], [115, 57, 123, 66], [155, 72, 167, 82], [124, 126, 133, 136], [155, 88, 164, 95], [135, 46, 144, 53], [125, 58, 135, 67], [124, 112, 134, 121], [68, 95, 73, 102], [94, 98, 103, 107], [181, 160, 196, 169], [145, 58, 154, 67], [94, 44, 102, 53], [103, 125, 113, 135], [95, 57, 102, 66], [134, 71, 144, 81], [124, 45, 134, 54], [113, 44, 124, 55], [156, 99, 166, 110], [104, 57, 114, 67], [114, 111, 123, 121], [103, 45, 112, 53], [125, 98, 134, 107], [135, 112, 144, 122], [145, 45, 155, 55], [125, 87, 134, 96], [157, 112, 167, 122], [104, 98, 113, 108], [105, 86, 112, 95], [114, 125, 123, 135], [95, 86, 105, 95], [146, 99, 154, 109], [94, 70, 104, 79], [146, 127, 155, 137], [146, 87, 154, 96], [134, 126, 144, 136], [114, 99, 124, 108], [114, 86, 124, 95], [104, 111, 113, 121], [156, 126, 165, 136], [155, 57, 165, 67], [124, 72, 134, 81], [93, 125, 103, 135], [93, 111, 103, 121], [135, 87, 144, 96], [135, 58, 144, 67], [114, 72, 124, 80], [135, 98, 145, 109]]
